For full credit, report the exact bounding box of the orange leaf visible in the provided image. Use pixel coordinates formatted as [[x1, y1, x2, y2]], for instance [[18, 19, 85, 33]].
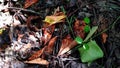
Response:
[[102, 33, 108, 43], [25, 58, 49, 65], [24, 0, 38, 8]]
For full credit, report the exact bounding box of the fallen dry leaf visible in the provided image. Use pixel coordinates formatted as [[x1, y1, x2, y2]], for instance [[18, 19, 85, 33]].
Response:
[[44, 14, 66, 25], [42, 25, 55, 45], [58, 35, 74, 56], [102, 33, 108, 43], [28, 46, 46, 60], [24, 0, 38, 8], [44, 36, 57, 54], [25, 58, 49, 65]]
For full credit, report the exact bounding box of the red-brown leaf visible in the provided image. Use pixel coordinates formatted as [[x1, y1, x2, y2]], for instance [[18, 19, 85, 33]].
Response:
[[58, 35, 73, 56], [28, 46, 46, 60], [24, 0, 38, 8], [44, 36, 57, 54]]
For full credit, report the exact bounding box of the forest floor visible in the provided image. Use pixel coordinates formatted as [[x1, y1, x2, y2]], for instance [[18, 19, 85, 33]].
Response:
[[0, 0, 120, 68]]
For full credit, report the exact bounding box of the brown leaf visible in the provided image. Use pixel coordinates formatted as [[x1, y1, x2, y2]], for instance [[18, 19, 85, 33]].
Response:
[[44, 36, 57, 54], [28, 46, 46, 60], [24, 0, 38, 8], [25, 58, 49, 65], [102, 33, 108, 43], [74, 19, 86, 39], [42, 25, 55, 45], [58, 35, 74, 56]]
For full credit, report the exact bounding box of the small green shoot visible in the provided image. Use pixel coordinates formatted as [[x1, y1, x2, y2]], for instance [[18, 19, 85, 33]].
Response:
[[84, 25, 91, 33], [84, 17, 90, 24], [75, 36, 83, 44]]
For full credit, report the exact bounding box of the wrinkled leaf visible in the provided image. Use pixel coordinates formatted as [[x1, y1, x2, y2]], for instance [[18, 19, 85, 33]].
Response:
[[24, 0, 38, 8], [78, 40, 104, 62], [84, 26, 98, 42], [25, 58, 49, 65], [44, 15, 66, 25]]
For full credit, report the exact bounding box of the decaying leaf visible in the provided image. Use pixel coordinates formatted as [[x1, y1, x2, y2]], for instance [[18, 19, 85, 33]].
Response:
[[28, 46, 46, 60], [25, 58, 49, 65], [101, 33, 108, 43], [24, 0, 38, 8], [74, 19, 86, 39], [58, 35, 74, 56]]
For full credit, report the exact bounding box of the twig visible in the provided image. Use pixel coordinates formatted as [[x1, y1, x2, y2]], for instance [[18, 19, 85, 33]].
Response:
[[7, 7, 40, 15], [92, 16, 120, 39]]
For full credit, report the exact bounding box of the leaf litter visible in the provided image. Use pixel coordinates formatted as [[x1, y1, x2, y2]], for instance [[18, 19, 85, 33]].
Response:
[[0, 0, 120, 68]]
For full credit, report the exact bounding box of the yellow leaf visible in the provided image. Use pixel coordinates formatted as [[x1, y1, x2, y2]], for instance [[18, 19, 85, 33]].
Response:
[[44, 15, 66, 25], [0, 28, 5, 35]]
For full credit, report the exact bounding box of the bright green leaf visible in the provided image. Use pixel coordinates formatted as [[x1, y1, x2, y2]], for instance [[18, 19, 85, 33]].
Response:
[[84, 26, 98, 42], [83, 43, 89, 50], [84, 25, 90, 33], [78, 40, 104, 62], [84, 17, 90, 24], [75, 36, 83, 44]]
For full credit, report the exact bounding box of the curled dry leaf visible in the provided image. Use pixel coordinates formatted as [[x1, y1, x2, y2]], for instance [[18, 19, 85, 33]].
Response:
[[24, 0, 38, 8], [101, 33, 108, 43], [28, 36, 57, 60], [25, 58, 49, 65], [58, 35, 75, 56], [74, 19, 86, 39]]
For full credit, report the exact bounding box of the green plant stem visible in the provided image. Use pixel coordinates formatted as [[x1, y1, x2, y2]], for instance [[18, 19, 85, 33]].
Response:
[[61, 6, 75, 38], [92, 16, 120, 39]]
